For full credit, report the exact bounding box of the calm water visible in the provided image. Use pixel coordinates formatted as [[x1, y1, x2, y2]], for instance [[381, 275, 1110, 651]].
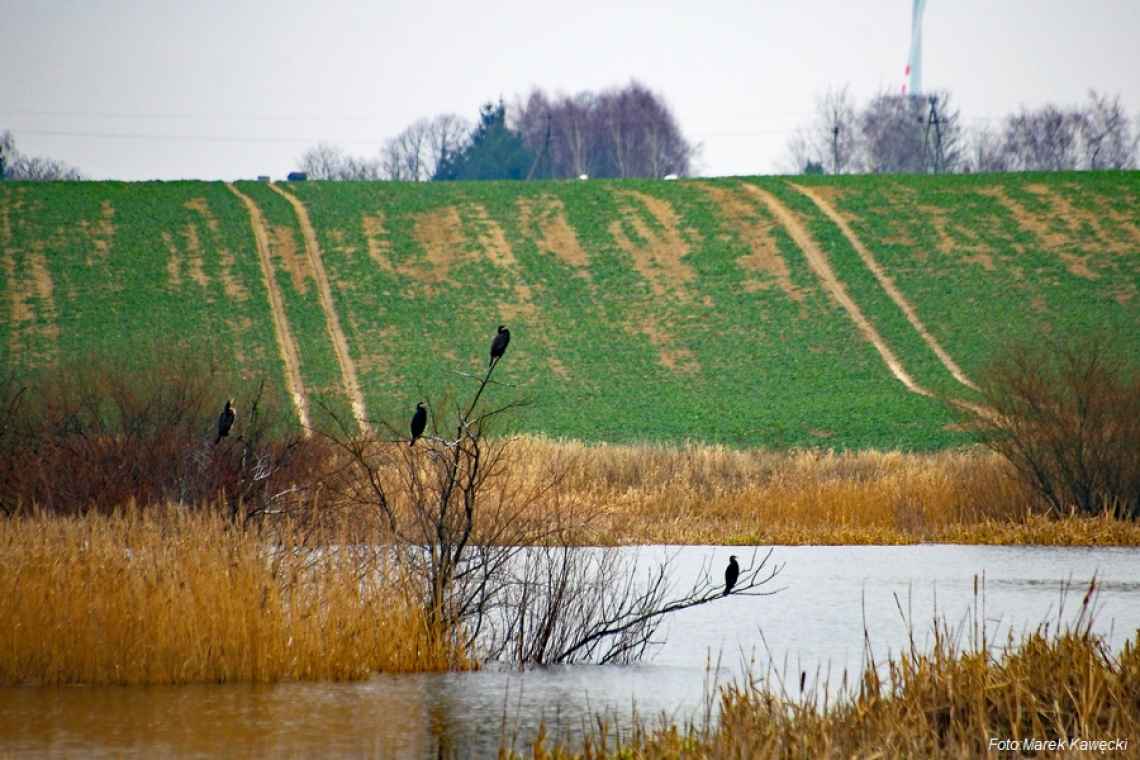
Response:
[[2, 544, 1138, 758]]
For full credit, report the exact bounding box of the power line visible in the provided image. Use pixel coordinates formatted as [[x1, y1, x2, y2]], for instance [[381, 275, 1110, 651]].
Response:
[[0, 108, 387, 123], [3, 127, 389, 145]]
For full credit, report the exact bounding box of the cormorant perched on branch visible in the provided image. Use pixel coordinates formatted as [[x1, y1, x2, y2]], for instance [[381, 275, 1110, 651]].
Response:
[[216, 399, 236, 444], [724, 555, 739, 596], [409, 401, 427, 446], [489, 325, 510, 367]]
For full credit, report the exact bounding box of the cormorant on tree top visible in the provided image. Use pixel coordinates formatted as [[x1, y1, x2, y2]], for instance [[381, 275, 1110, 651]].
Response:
[[409, 401, 427, 446], [724, 555, 739, 596], [216, 399, 236, 444], [489, 325, 510, 367]]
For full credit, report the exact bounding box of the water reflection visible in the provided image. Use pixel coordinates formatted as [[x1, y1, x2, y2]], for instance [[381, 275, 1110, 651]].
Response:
[[2, 544, 1138, 758]]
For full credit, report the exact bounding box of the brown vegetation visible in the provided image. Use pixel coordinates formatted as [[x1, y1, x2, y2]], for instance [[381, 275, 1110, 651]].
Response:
[[965, 331, 1140, 520], [499, 437, 1140, 546], [0, 508, 463, 685], [0, 353, 327, 520], [512, 582, 1140, 758]]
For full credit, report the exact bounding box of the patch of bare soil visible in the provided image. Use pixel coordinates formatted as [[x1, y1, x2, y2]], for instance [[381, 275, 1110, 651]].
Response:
[[350, 321, 396, 379], [79, 200, 115, 266], [361, 214, 392, 271], [410, 204, 536, 322], [467, 204, 517, 269], [517, 196, 590, 271], [792, 183, 978, 392], [181, 223, 210, 288], [980, 185, 1099, 279], [918, 204, 995, 270], [184, 198, 220, 232], [635, 318, 699, 373], [609, 191, 696, 298], [6, 243, 60, 361], [0, 187, 15, 249], [547, 356, 569, 378], [225, 183, 312, 434], [271, 225, 312, 294], [702, 184, 802, 301], [411, 206, 470, 285], [742, 184, 932, 397], [162, 232, 182, 289], [270, 182, 371, 434], [217, 246, 249, 302], [184, 196, 245, 300]]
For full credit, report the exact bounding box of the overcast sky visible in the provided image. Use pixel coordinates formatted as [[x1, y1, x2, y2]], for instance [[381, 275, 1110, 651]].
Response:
[[2, 0, 1137, 180]]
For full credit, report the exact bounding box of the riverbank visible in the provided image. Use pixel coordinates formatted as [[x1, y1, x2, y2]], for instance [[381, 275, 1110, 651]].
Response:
[[513, 606, 1140, 758]]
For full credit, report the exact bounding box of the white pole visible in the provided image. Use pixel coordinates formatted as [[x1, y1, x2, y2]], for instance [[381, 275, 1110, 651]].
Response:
[[906, 0, 927, 96]]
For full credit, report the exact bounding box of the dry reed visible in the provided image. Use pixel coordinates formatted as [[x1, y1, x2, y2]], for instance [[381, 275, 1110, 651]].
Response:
[[0, 507, 467, 686], [513, 586, 1140, 758], [499, 437, 1140, 546]]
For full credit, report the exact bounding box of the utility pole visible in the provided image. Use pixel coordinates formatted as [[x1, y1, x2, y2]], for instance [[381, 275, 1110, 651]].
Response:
[[832, 124, 841, 175], [925, 95, 944, 173]]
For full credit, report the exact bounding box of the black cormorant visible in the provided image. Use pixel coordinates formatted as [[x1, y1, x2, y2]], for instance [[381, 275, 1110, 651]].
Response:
[[724, 555, 739, 596], [409, 401, 427, 446], [216, 399, 236, 444], [489, 325, 510, 367]]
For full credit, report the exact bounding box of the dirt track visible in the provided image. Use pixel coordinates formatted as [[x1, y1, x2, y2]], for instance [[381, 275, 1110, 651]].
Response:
[[741, 184, 934, 398], [791, 183, 979, 392], [226, 183, 312, 434], [270, 183, 371, 433]]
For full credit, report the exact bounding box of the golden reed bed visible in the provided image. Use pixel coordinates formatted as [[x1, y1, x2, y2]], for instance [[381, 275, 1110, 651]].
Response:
[[2, 438, 1137, 687], [504, 437, 1140, 546], [0, 509, 467, 686], [513, 617, 1140, 758]]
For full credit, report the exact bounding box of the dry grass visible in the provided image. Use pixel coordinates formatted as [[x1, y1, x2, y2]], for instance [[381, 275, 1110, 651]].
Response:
[[0, 507, 466, 686], [514, 584, 1140, 758], [501, 437, 1140, 546]]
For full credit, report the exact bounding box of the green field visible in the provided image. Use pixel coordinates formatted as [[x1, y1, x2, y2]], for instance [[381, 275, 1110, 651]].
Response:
[[2, 172, 1137, 449]]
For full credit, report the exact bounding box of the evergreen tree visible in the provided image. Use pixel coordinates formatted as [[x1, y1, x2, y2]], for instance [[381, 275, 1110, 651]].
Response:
[[433, 101, 533, 181]]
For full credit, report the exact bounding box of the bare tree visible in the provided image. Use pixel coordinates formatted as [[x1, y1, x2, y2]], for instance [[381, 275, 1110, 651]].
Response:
[[515, 82, 695, 179], [297, 143, 382, 180], [381, 119, 431, 181], [487, 546, 783, 665], [327, 339, 782, 666], [298, 143, 349, 180], [860, 90, 962, 174], [1001, 104, 1083, 171], [964, 125, 1009, 173], [0, 130, 82, 180], [1079, 90, 1136, 170], [785, 86, 862, 174], [425, 114, 471, 178]]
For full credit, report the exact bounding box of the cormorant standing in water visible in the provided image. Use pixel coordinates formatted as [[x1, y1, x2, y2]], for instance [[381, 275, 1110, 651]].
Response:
[[489, 325, 510, 367], [724, 555, 739, 596], [216, 399, 236, 444], [409, 401, 427, 446]]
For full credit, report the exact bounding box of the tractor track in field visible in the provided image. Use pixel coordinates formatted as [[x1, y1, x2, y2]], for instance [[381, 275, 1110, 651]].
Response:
[[270, 183, 371, 433], [226, 183, 312, 434], [741, 183, 934, 398], [790, 183, 980, 391]]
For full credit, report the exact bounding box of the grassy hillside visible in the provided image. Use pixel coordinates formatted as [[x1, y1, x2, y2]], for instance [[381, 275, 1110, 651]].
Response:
[[2, 172, 1137, 450]]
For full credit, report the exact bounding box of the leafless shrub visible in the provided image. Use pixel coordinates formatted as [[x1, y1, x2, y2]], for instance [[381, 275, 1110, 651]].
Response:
[[968, 332, 1140, 519], [487, 547, 782, 665], [327, 342, 782, 667], [0, 349, 328, 520]]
